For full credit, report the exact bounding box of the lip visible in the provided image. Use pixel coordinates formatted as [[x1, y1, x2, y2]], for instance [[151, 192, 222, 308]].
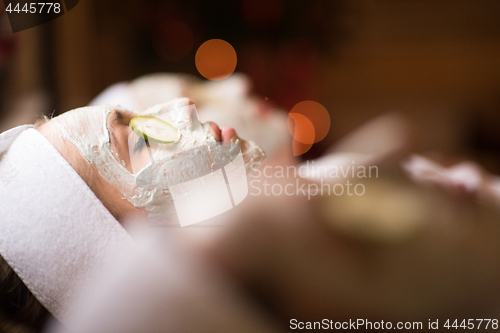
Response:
[[209, 122, 221, 142]]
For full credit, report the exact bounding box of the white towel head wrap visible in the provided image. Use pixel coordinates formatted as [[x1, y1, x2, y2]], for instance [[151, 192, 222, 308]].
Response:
[[0, 126, 135, 323]]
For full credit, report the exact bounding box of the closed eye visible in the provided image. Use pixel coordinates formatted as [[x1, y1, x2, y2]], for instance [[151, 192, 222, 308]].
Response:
[[133, 137, 147, 154]]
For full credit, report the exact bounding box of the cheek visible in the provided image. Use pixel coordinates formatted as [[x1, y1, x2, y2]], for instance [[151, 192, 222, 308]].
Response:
[[94, 173, 145, 221]]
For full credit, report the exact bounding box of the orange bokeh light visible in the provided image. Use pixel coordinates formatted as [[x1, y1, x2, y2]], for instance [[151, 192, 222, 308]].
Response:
[[292, 140, 313, 157], [195, 39, 237, 81], [287, 113, 315, 144], [289, 101, 330, 144], [287, 113, 315, 156]]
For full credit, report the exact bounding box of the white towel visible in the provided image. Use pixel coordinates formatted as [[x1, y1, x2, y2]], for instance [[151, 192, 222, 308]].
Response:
[[0, 127, 135, 323]]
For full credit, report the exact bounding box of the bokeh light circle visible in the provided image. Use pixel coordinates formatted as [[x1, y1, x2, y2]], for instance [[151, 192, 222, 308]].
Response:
[[152, 20, 194, 62], [289, 101, 330, 144], [287, 113, 315, 145], [292, 139, 313, 157], [287, 113, 315, 156], [195, 39, 237, 81]]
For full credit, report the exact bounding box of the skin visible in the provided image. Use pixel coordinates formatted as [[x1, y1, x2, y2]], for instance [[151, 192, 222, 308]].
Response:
[[37, 100, 237, 222]]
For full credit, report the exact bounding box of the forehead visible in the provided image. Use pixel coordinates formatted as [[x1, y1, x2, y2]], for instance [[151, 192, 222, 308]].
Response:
[[53, 106, 107, 126], [140, 104, 202, 133], [52, 103, 202, 132], [48, 106, 110, 146]]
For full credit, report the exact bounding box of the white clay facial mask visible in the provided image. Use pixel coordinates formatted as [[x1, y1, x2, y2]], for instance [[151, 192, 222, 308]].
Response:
[[49, 99, 265, 224]]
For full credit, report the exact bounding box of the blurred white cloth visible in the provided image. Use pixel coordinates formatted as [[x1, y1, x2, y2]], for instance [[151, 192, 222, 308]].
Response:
[[48, 224, 282, 333]]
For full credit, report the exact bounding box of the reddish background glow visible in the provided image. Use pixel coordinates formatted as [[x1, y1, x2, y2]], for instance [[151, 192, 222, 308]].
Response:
[[152, 20, 194, 62]]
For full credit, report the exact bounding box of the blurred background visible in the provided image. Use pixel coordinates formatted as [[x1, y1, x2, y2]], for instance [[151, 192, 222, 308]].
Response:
[[1, 0, 500, 168]]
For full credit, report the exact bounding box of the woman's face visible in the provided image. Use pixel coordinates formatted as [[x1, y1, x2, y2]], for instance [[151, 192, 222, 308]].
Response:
[[38, 98, 265, 222], [105, 100, 238, 175]]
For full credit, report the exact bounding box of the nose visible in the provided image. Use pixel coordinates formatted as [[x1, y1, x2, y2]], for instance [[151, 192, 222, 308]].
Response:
[[209, 122, 221, 142], [220, 126, 237, 142]]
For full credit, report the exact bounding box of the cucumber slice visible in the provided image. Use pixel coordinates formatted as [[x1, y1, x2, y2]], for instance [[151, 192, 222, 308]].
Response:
[[130, 116, 179, 143]]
